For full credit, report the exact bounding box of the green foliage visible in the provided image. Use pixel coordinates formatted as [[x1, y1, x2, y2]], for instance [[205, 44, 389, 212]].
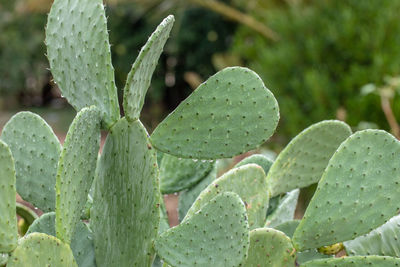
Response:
[[232, 0, 400, 138], [155, 192, 249, 267]]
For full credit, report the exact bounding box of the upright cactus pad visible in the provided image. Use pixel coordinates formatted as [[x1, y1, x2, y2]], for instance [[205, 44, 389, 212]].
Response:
[[344, 214, 400, 257], [1, 112, 61, 212], [184, 164, 269, 229], [234, 154, 274, 174], [293, 130, 400, 251], [178, 165, 217, 221], [123, 15, 174, 121], [265, 189, 299, 228], [91, 118, 160, 267], [242, 228, 296, 267], [300, 256, 400, 267], [267, 120, 351, 196], [0, 141, 17, 253], [154, 192, 249, 267], [56, 106, 100, 244], [46, 0, 120, 128], [160, 153, 214, 194], [150, 67, 279, 159], [7, 233, 77, 267], [27, 212, 96, 267]]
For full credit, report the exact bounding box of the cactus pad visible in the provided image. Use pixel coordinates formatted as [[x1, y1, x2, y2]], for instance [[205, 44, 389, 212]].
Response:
[[266, 189, 299, 227], [178, 165, 216, 221], [1, 112, 61, 212], [0, 141, 17, 253], [267, 120, 351, 196], [150, 67, 279, 159], [0, 253, 8, 266], [184, 164, 269, 229], [46, 0, 120, 128], [91, 118, 160, 266], [300, 256, 400, 267], [155, 192, 249, 267], [160, 153, 214, 194], [293, 130, 400, 251], [27, 212, 96, 267], [7, 233, 77, 267], [56, 106, 100, 244], [123, 15, 174, 121], [344, 214, 400, 257], [242, 228, 296, 267], [234, 154, 273, 174]]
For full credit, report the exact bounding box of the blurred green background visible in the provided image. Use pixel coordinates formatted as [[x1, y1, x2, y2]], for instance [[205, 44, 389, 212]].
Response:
[[1, 0, 400, 147]]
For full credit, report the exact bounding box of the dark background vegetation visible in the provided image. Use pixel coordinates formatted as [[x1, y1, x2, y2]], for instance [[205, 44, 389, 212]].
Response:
[[1, 0, 400, 147]]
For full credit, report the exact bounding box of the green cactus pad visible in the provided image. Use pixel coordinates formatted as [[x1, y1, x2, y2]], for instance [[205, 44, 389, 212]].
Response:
[[160, 153, 214, 194], [46, 0, 119, 128], [1, 112, 61, 212], [293, 130, 400, 251], [344, 214, 400, 257], [27, 212, 96, 267], [184, 164, 269, 229], [0, 253, 8, 266], [300, 256, 400, 267], [178, 165, 216, 221], [0, 141, 17, 253], [267, 120, 352, 196], [56, 106, 100, 244], [123, 15, 174, 121], [266, 189, 299, 227], [234, 154, 274, 174], [274, 220, 301, 238], [91, 118, 160, 267], [150, 67, 279, 159], [7, 233, 77, 267], [155, 192, 249, 267], [242, 228, 296, 267]]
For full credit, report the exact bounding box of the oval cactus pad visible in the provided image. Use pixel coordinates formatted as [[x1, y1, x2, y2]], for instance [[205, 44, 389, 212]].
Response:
[[150, 67, 279, 159], [300, 256, 400, 267]]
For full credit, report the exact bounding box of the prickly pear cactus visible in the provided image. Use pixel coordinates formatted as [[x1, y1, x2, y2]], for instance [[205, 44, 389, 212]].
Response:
[[0, 140, 17, 253], [267, 120, 351, 196], [300, 256, 400, 267], [155, 192, 249, 267], [7, 233, 77, 267], [265, 188, 299, 228], [344, 214, 400, 257], [46, 0, 120, 128], [123, 15, 174, 121], [1, 112, 61, 212], [184, 164, 269, 229], [91, 118, 160, 267], [234, 154, 273, 174], [0, 253, 7, 266], [55, 106, 100, 244], [242, 228, 296, 267], [159, 153, 214, 194], [150, 67, 279, 159], [293, 130, 400, 251], [27, 212, 96, 267]]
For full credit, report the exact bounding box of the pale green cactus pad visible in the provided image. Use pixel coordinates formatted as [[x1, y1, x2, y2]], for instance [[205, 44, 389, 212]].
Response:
[[46, 0, 119, 128], [293, 130, 400, 251], [123, 15, 174, 121], [91, 118, 160, 267], [0, 141, 17, 253], [150, 67, 279, 159], [0, 253, 8, 266], [155, 192, 249, 267], [178, 165, 216, 221], [344, 214, 400, 257], [56, 106, 101, 244], [184, 164, 269, 229], [266, 189, 299, 227], [267, 120, 352, 196], [7, 233, 77, 267], [300, 256, 400, 267], [1, 111, 61, 212], [234, 154, 274, 174], [242, 228, 295, 267], [27, 212, 96, 267], [160, 153, 214, 194]]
